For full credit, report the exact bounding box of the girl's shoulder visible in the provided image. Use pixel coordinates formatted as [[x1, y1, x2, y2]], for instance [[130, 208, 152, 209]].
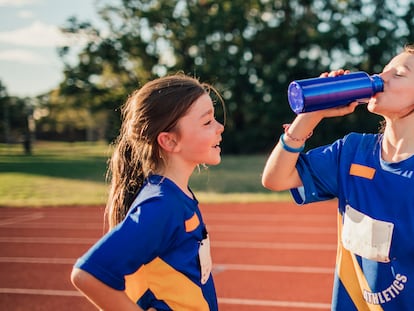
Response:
[[131, 175, 196, 212], [343, 132, 380, 144], [338, 132, 381, 151]]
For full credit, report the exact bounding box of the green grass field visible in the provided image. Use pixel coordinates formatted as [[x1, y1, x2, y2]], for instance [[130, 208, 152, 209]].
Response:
[[0, 141, 289, 207]]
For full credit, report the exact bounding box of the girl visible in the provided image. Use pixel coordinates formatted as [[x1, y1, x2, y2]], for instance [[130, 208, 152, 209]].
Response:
[[262, 45, 414, 310], [71, 73, 225, 311]]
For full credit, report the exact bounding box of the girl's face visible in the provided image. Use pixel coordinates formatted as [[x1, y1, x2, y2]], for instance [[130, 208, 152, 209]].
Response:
[[368, 52, 414, 118], [173, 93, 224, 167]]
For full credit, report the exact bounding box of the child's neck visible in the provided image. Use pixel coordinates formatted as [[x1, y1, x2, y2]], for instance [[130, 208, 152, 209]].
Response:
[[159, 165, 194, 199], [382, 123, 414, 162]]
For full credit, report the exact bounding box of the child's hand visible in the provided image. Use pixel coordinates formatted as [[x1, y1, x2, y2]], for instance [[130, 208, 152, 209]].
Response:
[[319, 68, 350, 78]]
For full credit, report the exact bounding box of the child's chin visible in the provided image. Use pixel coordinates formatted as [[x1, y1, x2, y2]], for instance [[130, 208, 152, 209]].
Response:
[[207, 158, 221, 166]]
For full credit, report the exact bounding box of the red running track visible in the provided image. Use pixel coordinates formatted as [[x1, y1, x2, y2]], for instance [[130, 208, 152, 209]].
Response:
[[0, 201, 338, 311]]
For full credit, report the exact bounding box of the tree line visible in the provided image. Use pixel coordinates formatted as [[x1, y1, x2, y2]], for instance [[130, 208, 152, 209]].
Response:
[[1, 0, 414, 154]]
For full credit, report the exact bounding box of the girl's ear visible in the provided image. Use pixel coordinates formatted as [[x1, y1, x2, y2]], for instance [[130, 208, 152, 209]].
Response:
[[157, 132, 178, 152]]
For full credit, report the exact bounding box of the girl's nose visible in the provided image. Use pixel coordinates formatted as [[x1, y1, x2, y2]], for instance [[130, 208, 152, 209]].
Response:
[[216, 121, 224, 133], [379, 70, 391, 82]]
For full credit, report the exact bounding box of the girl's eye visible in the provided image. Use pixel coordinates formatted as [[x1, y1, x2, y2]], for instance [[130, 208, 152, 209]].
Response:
[[204, 115, 217, 125]]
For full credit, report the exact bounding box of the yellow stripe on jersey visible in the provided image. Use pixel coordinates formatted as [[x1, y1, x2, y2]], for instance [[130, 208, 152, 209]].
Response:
[[125, 257, 209, 310], [185, 212, 200, 232], [125, 265, 149, 302], [349, 163, 376, 179], [336, 213, 384, 311]]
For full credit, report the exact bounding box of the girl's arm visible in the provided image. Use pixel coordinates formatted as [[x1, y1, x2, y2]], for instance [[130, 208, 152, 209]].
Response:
[[262, 102, 358, 191], [261, 113, 322, 191], [71, 268, 153, 311]]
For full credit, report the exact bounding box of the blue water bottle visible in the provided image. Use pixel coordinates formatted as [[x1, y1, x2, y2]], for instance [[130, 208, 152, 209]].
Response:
[[287, 71, 384, 114]]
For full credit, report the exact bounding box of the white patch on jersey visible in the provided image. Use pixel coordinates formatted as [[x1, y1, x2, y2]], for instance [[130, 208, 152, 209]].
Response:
[[342, 204, 394, 263], [199, 235, 212, 284]]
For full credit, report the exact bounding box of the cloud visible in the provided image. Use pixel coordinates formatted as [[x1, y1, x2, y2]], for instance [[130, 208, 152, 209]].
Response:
[[18, 10, 36, 19], [0, 21, 77, 47], [0, 20, 100, 49], [0, 0, 42, 7], [0, 48, 48, 64]]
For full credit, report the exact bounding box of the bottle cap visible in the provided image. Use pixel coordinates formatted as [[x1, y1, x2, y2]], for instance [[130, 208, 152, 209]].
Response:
[[371, 74, 384, 93]]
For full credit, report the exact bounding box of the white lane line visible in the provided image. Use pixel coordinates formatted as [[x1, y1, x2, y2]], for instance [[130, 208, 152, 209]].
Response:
[[0, 237, 336, 250], [0, 223, 335, 234], [218, 297, 331, 309], [212, 241, 336, 250], [0, 224, 335, 237], [0, 237, 336, 251], [0, 257, 333, 275], [0, 257, 75, 264], [0, 288, 82, 297], [0, 224, 336, 237], [213, 264, 333, 274], [0, 223, 103, 230], [0, 237, 96, 244], [0, 213, 44, 226], [204, 213, 335, 222], [0, 288, 330, 309], [209, 224, 336, 234]]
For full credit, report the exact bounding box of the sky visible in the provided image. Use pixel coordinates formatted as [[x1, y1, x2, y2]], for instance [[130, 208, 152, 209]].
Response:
[[0, 0, 102, 97]]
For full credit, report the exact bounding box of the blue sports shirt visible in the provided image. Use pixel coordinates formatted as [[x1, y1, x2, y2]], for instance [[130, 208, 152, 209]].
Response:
[[290, 133, 414, 310], [74, 175, 218, 310]]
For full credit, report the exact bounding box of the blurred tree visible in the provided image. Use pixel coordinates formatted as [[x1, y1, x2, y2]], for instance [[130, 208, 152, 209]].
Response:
[[0, 81, 10, 143], [49, 0, 414, 153], [0, 80, 34, 153]]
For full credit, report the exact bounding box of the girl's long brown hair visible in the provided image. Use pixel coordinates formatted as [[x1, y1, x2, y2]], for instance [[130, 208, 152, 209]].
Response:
[[105, 73, 224, 229]]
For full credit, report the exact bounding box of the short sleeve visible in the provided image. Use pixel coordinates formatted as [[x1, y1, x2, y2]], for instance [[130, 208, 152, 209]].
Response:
[[290, 137, 344, 204]]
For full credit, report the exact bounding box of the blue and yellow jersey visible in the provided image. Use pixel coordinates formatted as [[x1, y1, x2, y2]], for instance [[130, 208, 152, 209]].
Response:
[[74, 175, 218, 310], [291, 133, 414, 310]]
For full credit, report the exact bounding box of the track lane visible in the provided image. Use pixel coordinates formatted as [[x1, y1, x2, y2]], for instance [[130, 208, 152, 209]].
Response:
[[0, 201, 337, 310]]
